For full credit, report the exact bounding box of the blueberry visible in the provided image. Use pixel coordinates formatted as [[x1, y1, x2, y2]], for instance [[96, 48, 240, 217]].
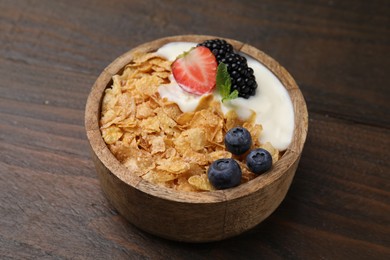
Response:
[[224, 127, 252, 155], [207, 158, 242, 189], [246, 148, 272, 174]]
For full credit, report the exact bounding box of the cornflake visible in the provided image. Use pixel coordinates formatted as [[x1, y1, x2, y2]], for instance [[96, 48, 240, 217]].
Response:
[[99, 52, 279, 191]]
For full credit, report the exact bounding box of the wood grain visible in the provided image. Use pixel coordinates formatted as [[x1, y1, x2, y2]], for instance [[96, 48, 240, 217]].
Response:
[[1, 0, 389, 258]]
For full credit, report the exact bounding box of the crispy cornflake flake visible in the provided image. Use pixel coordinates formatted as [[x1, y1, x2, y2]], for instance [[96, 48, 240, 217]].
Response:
[[182, 150, 208, 166], [188, 174, 214, 191], [149, 57, 172, 71], [189, 107, 224, 143], [163, 147, 177, 159], [140, 116, 160, 133], [132, 52, 161, 64], [183, 128, 206, 151], [136, 102, 155, 119], [157, 158, 190, 174], [101, 126, 123, 144], [176, 112, 195, 126], [155, 108, 177, 135], [208, 150, 232, 163], [99, 51, 277, 192], [238, 161, 256, 183], [151, 170, 178, 183], [135, 150, 156, 173], [149, 135, 166, 154], [260, 142, 280, 163], [176, 177, 197, 192], [161, 102, 182, 121], [225, 110, 241, 130], [243, 116, 262, 147]]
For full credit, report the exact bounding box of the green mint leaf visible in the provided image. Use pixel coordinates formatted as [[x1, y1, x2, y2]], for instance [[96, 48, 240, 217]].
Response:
[[228, 89, 239, 100], [216, 63, 230, 96], [221, 90, 239, 102], [216, 63, 237, 102]]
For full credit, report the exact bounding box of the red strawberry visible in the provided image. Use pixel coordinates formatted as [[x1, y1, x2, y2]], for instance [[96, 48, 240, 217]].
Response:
[[172, 46, 217, 95]]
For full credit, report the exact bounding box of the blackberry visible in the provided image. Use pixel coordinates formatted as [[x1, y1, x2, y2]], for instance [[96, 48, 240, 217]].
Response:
[[197, 39, 233, 64], [221, 53, 258, 98]]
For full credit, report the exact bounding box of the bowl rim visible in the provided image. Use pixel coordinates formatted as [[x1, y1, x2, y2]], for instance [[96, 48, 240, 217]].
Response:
[[85, 34, 308, 204]]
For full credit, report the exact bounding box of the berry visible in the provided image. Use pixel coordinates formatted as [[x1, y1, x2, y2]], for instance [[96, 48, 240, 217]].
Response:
[[220, 53, 257, 99], [246, 148, 272, 174], [224, 127, 252, 155], [197, 39, 234, 64], [172, 46, 217, 95], [208, 158, 242, 189]]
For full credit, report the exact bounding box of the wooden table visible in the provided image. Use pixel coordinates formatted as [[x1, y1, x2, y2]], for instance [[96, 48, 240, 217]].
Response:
[[1, 0, 389, 258]]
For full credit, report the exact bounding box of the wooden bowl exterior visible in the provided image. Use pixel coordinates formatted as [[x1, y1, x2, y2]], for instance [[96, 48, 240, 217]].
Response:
[[85, 35, 308, 242]]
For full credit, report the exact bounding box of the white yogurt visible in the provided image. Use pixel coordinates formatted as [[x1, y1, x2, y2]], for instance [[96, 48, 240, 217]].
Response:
[[156, 42, 294, 151], [158, 75, 204, 113]]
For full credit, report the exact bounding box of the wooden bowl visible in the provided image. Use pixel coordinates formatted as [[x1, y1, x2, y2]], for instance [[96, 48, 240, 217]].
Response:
[[85, 35, 308, 242]]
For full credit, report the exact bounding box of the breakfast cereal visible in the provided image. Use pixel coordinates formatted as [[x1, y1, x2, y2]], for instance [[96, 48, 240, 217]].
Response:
[[100, 44, 281, 191]]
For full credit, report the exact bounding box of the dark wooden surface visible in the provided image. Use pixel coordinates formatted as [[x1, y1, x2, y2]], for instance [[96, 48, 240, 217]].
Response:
[[1, 0, 389, 259]]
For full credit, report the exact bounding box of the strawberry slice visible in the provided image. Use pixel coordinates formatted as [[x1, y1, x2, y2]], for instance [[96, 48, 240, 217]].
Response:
[[172, 46, 217, 95]]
